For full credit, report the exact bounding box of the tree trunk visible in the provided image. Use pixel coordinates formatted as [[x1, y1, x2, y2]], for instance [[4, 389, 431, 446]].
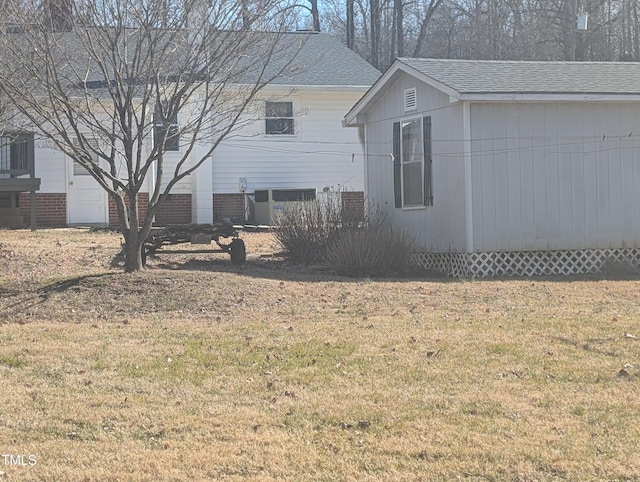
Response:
[[413, 0, 444, 57], [370, 0, 380, 68], [113, 191, 147, 273], [346, 0, 355, 49], [310, 0, 321, 31], [124, 232, 144, 273], [394, 0, 404, 57]]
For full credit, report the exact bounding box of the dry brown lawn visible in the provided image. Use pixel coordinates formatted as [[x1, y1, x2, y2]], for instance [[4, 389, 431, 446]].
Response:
[[1, 228, 640, 481]]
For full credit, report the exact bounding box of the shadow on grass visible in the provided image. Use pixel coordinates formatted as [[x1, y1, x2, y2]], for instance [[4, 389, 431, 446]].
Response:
[[144, 252, 640, 284], [0, 272, 120, 321], [146, 254, 457, 284]]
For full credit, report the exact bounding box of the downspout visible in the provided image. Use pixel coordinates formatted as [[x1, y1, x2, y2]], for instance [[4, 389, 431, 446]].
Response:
[[462, 101, 473, 253], [358, 124, 367, 213]]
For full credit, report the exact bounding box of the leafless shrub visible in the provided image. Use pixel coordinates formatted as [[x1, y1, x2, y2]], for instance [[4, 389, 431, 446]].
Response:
[[324, 210, 415, 277], [273, 197, 346, 264], [275, 198, 414, 276]]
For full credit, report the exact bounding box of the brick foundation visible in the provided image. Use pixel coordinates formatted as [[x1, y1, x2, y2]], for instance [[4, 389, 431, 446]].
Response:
[[341, 191, 365, 222], [213, 193, 246, 223], [108, 192, 149, 228], [154, 194, 192, 225], [18, 193, 67, 228], [108, 193, 194, 227]]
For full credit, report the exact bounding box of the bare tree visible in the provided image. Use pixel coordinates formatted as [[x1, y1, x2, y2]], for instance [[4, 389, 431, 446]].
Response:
[[0, 0, 304, 272]]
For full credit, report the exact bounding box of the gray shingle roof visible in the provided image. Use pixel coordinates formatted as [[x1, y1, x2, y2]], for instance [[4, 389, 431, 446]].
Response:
[[269, 32, 381, 87], [398, 58, 640, 95], [10, 28, 379, 90]]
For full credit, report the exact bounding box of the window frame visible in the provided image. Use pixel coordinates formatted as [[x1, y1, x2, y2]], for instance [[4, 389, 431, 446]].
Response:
[[264, 101, 295, 136], [154, 102, 180, 152], [0, 132, 34, 174], [393, 116, 433, 209]]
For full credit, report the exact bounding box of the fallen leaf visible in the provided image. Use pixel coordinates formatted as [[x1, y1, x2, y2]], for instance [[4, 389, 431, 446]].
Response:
[[624, 333, 637, 339], [358, 420, 371, 429]]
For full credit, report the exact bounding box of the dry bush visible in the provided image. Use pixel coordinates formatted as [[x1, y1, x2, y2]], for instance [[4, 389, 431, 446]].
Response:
[[273, 197, 346, 264], [275, 199, 414, 276], [324, 211, 415, 277]]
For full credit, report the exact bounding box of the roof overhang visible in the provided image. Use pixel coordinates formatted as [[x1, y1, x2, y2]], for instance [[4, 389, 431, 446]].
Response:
[[459, 93, 640, 102], [344, 59, 462, 127], [344, 59, 640, 127], [264, 84, 374, 93]]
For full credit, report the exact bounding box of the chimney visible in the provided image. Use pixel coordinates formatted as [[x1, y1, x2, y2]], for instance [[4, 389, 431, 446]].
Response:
[[46, 0, 73, 32]]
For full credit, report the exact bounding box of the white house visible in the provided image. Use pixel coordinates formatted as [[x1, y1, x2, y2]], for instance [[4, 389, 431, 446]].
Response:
[[2, 32, 380, 228], [344, 58, 640, 277]]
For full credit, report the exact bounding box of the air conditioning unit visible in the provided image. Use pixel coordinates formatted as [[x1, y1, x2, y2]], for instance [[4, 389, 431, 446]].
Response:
[[254, 188, 316, 225]]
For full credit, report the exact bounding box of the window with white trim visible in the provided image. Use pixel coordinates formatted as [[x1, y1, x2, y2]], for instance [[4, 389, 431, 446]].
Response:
[[265, 101, 294, 135], [393, 116, 433, 208]]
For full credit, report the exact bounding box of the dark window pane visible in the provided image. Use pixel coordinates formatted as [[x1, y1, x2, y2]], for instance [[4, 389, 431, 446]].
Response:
[[272, 189, 315, 201], [403, 161, 423, 206], [402, 119, 423, 164], [255, 190, 269, 203], [266, 118, 294, 135], [154, 103, 180, 151], [266, 102, 293, 118]]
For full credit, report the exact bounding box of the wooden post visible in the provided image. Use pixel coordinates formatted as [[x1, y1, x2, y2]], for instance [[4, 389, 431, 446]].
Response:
[[29, 145, 36, 231]]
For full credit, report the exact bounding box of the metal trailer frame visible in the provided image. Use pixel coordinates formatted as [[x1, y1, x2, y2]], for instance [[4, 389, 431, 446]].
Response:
[[142, 223, 246, 266]]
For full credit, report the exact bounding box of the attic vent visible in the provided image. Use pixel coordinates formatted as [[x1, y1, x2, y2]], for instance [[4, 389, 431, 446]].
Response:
[[404, 88, 417, 111]]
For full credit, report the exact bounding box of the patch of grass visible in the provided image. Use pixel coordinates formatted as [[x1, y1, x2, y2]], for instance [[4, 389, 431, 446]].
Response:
[[2, 229, 640, 480], [0, 354, 26, 368]]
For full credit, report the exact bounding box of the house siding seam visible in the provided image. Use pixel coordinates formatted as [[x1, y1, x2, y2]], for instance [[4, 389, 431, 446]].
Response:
[[19, 193, 66, 228]]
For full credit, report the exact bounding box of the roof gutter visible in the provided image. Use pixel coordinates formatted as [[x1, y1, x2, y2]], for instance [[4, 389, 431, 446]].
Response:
[[458, 93, 640, 102]]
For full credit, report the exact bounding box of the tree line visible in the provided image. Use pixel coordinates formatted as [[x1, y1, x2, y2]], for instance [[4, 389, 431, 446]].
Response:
[[296, 0, 640, 69]]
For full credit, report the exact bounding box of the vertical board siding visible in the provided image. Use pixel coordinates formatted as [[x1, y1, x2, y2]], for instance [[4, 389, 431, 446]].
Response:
[[471, 101, 640, 252], [506, 107, 523, 251], [544, 104, 566, 250], [363, 73, 467, 252]]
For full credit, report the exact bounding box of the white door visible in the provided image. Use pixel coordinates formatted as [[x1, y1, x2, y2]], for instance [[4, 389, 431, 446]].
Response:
[[67, 140, 108, 225]]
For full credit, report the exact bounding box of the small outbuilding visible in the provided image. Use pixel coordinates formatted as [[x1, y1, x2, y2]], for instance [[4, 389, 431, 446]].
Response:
[[344, 58, 640, 276]]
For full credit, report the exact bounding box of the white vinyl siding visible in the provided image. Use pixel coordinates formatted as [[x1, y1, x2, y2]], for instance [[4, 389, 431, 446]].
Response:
[[211, 90, 366, 194]]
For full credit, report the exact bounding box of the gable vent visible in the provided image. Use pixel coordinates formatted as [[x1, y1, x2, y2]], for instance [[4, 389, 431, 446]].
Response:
[[404, 88, 417, 111]]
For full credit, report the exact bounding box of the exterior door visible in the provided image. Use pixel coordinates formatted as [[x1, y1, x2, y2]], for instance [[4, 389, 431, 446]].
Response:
[[67, 142, 108, 225]]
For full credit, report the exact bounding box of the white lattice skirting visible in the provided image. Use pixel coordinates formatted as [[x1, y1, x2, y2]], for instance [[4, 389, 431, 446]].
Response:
[[411, 249, 640, 278]]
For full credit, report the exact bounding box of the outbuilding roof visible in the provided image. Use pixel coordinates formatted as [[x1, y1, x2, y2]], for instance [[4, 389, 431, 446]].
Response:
[[345, 57, 640, 126], [398, 58, 640, 95]]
